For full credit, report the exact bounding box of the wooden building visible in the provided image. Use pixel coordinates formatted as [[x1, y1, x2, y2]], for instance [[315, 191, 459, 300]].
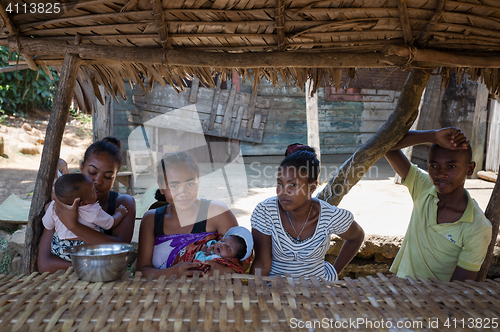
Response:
[[111, 68, 497, 179], [1, 0, 500, 279]]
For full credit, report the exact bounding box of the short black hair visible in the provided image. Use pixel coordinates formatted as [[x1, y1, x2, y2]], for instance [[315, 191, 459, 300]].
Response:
[[157, 151, 199, 188], [154, 188, 166, 202], [280, 146, 320, 183], [228, 235, 247, 260], [82, 139, 122, 169], [429, 143, 473, 163], [54, 174, 90, 205]]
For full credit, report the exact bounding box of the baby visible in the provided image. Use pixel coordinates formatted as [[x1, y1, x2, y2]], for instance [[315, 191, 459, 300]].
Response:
[[43, 173, 128, 241], [195, 226, 253, 262], [171, 226, 254, 274]]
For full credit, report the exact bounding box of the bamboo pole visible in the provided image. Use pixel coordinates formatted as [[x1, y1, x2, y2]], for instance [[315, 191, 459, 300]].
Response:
[[398, 0, 413, 46], [0, 2, 37, 71], [317, 69, 432, 206], [276, 0, 285, 51], [0, 64, 30, 73], [23, 52, 81, 274], [10, 36, 500, 69], [7, 36, 431, 68], [150, 0, 170, 50], [477, 165, 500, 281], [383, 45, 500, 68], [416, 0, 446, 47]]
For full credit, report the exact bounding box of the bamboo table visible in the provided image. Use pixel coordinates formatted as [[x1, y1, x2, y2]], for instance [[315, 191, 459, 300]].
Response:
[[0, 268, 499, 331]]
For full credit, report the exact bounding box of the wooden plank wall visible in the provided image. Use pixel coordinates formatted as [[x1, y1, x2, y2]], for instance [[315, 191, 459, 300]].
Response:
[[486, 98, 500, 173], [112, 82, 136, 152], [130, 83, 269, 144], [112, 72, 488, 161], [238, 79, 401, 156], [412, 75, 445, 169], [412, 72, 490, 171]]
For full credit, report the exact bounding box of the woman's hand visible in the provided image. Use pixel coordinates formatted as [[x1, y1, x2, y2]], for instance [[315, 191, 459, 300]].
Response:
[[250, 229, 272, 276], [53, 195, 80, 231], [203, 261, 236, 276], [170, 262, 206, 277], [37, 228, 72, 273], [334, 221, 364, 275]]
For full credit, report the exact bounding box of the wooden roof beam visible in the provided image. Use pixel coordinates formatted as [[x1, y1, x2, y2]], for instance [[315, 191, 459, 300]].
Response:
[[383, 44, 500, 68], [398, 0, 413, 46], [0, 2, 37, 71], [276, 0, 285, 51], [10, 36, 500, 69], [8, 36, 424, 68], [150, 0, 170, 50], [416, 0, 446, 48]]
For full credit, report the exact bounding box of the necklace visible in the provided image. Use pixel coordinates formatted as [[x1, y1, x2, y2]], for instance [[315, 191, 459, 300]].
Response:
[[286, 202, 313, 241]]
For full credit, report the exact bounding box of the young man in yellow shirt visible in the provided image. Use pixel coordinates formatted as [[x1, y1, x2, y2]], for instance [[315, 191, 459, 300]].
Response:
[[385, 127, 492, 282]]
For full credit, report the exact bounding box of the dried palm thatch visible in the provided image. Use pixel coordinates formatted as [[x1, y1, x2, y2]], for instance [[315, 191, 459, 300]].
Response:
[[1, 0, 500, 111]]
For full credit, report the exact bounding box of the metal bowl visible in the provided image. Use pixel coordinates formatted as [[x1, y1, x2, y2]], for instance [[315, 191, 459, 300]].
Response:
[[66, 243, 133, 282]]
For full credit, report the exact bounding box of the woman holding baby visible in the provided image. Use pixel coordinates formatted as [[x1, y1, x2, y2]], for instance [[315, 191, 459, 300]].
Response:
[[38, 138, 137, 273], [136, 151, 248, 277]]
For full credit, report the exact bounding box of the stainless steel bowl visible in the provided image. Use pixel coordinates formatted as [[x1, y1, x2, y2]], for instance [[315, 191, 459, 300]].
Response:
[[66, 243, 133, 282]]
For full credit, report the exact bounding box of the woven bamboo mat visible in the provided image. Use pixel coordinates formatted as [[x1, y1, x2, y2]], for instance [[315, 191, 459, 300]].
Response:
[[0, 268, 499, 332]]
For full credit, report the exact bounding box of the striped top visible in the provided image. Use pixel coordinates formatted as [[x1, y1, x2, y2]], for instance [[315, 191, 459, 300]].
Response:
[[251, 197, 353, 281]]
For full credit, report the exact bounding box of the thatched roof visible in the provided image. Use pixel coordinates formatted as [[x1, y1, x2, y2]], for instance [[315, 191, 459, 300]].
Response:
[[1, 0, 500, 106]]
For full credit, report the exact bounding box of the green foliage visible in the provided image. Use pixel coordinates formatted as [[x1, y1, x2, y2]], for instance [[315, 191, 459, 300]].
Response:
[[70, 108, 92, 125], [0, 46, 59, 115]]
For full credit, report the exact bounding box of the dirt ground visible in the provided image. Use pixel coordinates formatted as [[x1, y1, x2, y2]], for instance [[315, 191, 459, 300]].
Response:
[[0, 115, 93, 205], [0, 115, 496, 240]]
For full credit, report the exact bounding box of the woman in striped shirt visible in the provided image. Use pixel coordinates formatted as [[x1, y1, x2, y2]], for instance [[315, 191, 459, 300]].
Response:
[[250, 144, 364, 281]]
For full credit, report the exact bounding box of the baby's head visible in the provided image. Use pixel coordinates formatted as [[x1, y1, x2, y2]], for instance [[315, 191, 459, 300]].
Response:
[[219, 226, 254, 261], [54, 174, 97, 206]]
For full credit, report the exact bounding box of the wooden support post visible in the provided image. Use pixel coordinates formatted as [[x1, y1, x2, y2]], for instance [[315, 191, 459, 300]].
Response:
[[317, 69, 432, 206], [93, 85, 113, 142], [23, 53, 81, 274], [470, 80, 489, 178], [222, 80, 238, 137], [208, 78, 222, 130], [476, 164, 500, 281], [246, 74, 260, 136], [486, 98, 500, 172], [189, 76, 200, 104], [305, 78, 321, 162]]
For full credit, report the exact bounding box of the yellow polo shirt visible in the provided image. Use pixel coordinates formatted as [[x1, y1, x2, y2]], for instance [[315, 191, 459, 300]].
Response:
[[390, 164, 492, 282]]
